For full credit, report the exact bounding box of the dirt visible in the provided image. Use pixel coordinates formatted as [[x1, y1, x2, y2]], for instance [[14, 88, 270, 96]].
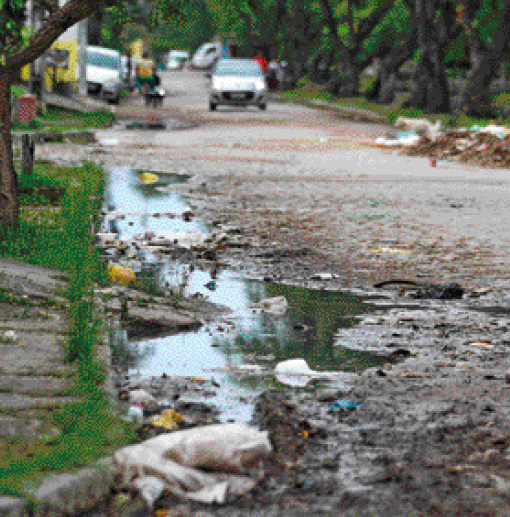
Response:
[[19, 78, 510, 515]]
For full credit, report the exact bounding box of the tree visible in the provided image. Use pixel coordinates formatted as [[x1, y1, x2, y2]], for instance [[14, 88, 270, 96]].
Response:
[[455, 0, 510, 117], [317, 0, 396, 97], [0, 0, 181, 229]]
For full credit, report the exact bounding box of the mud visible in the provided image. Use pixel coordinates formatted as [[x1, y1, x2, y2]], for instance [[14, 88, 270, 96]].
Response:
[[33, 80, 510, 516]]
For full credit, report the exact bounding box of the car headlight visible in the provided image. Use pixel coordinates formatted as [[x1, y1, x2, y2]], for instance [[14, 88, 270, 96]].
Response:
[[254, 80, 266, 92]]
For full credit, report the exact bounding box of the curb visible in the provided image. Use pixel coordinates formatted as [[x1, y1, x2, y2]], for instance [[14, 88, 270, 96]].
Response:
[[0, 458, 119, 517], [12, 129, 96, 144], [271, 93, 390, 125]]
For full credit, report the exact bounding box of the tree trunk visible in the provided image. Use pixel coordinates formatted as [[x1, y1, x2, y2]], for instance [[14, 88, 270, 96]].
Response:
[[457, 1, 510, 117], [0, 69, 19, 230], [326, 57, 360, 98]]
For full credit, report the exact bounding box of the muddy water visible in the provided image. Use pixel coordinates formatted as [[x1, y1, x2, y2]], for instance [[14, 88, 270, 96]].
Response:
[[106, 168, 392, 423]]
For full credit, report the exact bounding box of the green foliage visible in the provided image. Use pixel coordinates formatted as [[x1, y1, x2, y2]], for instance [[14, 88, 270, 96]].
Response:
[[0, 0, 27, 53]]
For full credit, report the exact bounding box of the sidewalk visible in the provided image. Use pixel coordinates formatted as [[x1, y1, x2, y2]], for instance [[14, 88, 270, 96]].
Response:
[[42, 91, 114, 114], [271, 92, 389, 125]]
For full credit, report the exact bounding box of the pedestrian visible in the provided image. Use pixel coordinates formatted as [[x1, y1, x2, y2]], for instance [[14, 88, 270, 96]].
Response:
[[253, 51, 268, 75], [267, 59, 281, 91]]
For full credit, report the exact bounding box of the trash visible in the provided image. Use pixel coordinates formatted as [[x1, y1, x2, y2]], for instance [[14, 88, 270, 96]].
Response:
[[374, 280, 464, 300], [469, 342, 494, 349], [328, 399, 360, 412], [95, 232, 118, 247], [248, 295, 288, 315], [309, 272, 338, 281], [132, 476, 166, 511], [205, 281, 216, 291], [108, 265, 136, 286], [115, 424, 272, 504], [129, 389, 156, 404], [394, 117, 443, 141], [139, 172, 159, 184], [127, 405, 144, 424], [2, 330, 18, 343], [151, 409, 184, 430], [430, 158, 437, 167], [274, 358, 355, 388], [100, 139, 119, 146]]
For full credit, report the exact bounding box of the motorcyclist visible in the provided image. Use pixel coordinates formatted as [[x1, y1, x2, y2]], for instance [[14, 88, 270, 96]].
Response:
[[136, 53, 155, 95]]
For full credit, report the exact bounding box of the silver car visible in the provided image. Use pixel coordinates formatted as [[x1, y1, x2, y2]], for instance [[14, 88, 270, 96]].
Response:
[[209, 59, 268, 111]]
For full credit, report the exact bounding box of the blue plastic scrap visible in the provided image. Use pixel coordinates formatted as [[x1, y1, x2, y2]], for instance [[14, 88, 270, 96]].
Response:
[[328, 399, 360, 411]]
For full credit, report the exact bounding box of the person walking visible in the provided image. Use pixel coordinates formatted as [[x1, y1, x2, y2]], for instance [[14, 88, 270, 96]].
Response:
[[267, 59, 281, 91], [253, 51, 268, 75]]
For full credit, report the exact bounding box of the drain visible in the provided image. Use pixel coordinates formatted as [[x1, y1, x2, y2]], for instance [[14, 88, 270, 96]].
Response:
[[118, 118, 199, 131]]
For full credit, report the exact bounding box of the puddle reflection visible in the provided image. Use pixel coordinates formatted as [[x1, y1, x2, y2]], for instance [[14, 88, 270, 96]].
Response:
[[106, 168, 392, 423]]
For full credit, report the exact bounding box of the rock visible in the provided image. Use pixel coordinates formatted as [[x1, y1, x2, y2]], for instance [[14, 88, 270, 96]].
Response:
[[33, 458, 117, 516], [492, 474, 510, 494], [0, 496, 30, 517]]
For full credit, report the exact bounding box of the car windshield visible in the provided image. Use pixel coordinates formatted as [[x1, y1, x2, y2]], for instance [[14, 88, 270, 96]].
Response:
[[87, 51, 120, 70], [214, 61, 262, 77]]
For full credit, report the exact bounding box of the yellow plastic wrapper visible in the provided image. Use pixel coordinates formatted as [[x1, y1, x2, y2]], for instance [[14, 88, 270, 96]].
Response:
[[139, 172, 158, 184], [151, 409, 184, 430], [108, 265, 136, 286]]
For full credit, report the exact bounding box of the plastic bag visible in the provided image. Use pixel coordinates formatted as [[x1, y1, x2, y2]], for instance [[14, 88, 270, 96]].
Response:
[[129, 389, 156, 404], [114, 424, 272, 504], [163, 424, 271, 473]]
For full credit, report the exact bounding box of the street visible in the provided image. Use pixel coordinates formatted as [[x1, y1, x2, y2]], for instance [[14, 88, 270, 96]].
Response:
[[72, 69, 510, 296], [23, 68, 510, 517]]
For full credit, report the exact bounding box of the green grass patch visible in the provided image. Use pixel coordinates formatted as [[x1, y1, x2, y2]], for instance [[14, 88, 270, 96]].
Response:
[[0, 161, 138, 500], [281, 77, 510, 129], [0, 394, 138, 500], [12, 108, 115, 133]]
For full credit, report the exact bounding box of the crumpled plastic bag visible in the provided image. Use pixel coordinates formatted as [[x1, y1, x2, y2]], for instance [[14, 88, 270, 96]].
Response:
[[274, 358, 357, 388], [114, 424, 272, 505]]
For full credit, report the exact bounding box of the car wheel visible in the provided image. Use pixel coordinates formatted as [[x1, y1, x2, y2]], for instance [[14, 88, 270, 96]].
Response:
[[209, 102, 217, 111], [259, 103, 267, 111]]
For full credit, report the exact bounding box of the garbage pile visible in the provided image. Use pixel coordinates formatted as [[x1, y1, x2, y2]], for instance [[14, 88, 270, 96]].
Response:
[[376, 123, 510, 168]]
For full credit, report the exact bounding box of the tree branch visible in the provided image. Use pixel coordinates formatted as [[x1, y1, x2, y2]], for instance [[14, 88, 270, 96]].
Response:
[[6, 0, 100, 72], [358, 2, 395, 43]]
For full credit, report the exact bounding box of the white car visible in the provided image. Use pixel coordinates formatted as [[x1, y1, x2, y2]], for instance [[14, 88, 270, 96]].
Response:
[[209, 59, 268, 111], [167, 51, 190, 70], [191, 43, 223, 70], [85, 46, 123, 104]]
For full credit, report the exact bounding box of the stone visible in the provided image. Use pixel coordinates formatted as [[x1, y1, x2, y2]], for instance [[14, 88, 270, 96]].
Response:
[[33, 457, 117, 516], [0, 497, 30, 517]]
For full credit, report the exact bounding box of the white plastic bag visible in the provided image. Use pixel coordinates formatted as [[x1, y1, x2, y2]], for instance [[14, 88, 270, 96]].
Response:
[[163, 424, 271, 473], [129, 389, 155, 404], [114, 424, 272, 504]]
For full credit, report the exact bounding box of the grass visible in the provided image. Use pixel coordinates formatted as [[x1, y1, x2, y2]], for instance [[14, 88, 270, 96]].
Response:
[[280, 77, 510, 129], [0, 161, 138, 500], [12, 108, 115, 133]]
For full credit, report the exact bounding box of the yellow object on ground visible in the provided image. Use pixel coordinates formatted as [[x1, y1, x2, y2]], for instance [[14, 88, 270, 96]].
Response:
[[108, 265, 136, 286], [151, 409, 184, 430], [139, 172, 158, 184]]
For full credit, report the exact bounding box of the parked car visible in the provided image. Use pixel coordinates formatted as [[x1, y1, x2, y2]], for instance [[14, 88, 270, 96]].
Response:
[[167, 51, 190, 70], [191, 43, 226, 70], [85, 46, 123, 104], [209, 58, 268, 111]]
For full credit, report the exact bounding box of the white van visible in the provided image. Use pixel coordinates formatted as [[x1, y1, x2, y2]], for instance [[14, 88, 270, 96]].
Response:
[[191, 43, 227, 70], [83, 46, 123, 104]]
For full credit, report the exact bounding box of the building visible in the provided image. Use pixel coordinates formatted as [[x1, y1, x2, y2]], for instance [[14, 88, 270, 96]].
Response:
[[21, 0, 79, 94]]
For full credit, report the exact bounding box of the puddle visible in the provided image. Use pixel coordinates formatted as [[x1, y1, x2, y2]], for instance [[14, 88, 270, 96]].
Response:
[[105, 168, 396, 424], [116, 118, 199, 131]]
